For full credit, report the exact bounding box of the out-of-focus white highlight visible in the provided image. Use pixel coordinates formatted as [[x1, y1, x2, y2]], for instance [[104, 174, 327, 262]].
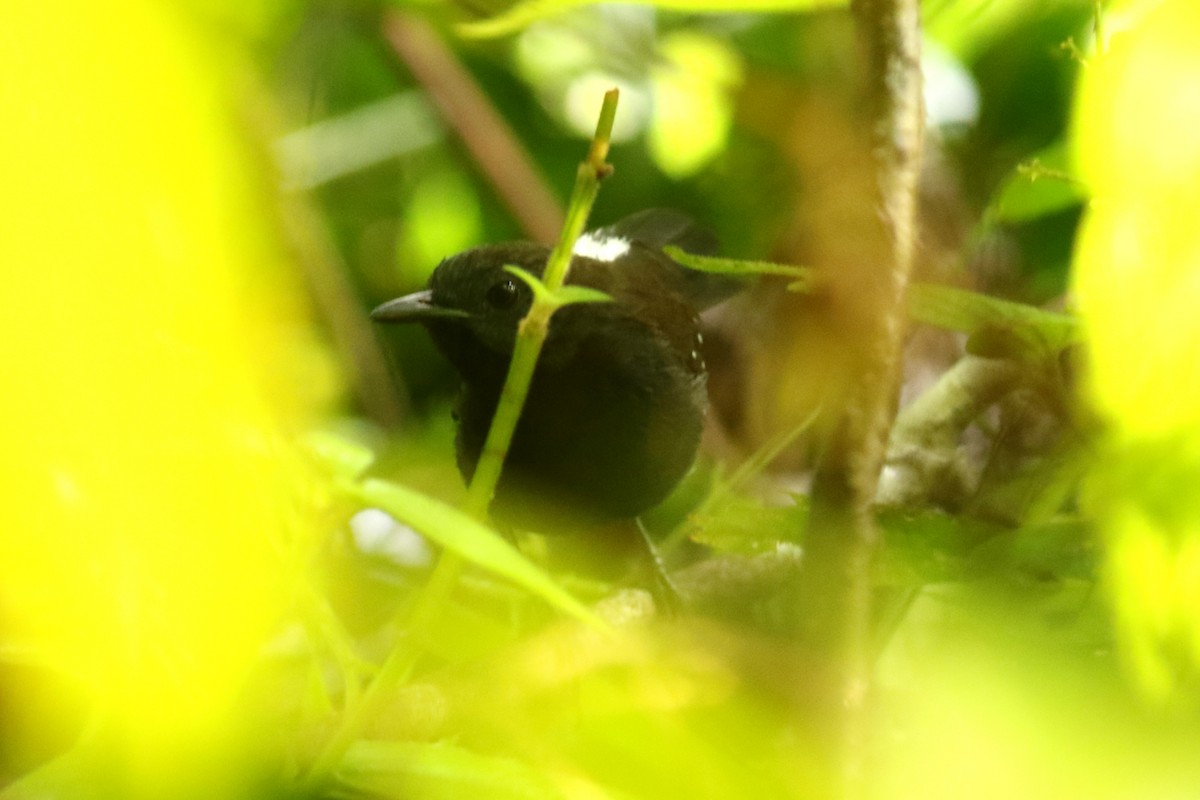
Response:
[[923, 42, 980, 128], [350, 508, 433, 568], [275, 92, 442, 190]]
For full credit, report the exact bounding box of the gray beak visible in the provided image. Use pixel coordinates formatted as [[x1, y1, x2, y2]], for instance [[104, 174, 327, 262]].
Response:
[[370, 290, 469, 323]]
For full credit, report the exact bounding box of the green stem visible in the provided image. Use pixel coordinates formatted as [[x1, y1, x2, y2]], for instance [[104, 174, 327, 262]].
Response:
[[301, 552, 462, 790], [464, 87, 618, 518], [302, 89, 620, 794], [464, 321, 551, 518]]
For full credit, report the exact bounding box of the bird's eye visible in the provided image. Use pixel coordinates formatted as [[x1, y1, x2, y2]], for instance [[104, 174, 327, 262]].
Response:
[[485, 278, 519, 310]]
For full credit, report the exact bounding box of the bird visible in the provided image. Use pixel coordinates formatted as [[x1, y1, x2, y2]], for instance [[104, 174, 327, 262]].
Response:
[[371, 209, 740, 535]]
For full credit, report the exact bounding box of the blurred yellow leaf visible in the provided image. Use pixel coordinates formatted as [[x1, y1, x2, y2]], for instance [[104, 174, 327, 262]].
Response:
[[1072, 0, 1200, 703], [0, 0, 328, 794]]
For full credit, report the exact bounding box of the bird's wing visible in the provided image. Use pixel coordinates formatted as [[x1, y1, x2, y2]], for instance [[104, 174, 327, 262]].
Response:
[[594, 210, 750, 311], [591, 208, 719, 256]]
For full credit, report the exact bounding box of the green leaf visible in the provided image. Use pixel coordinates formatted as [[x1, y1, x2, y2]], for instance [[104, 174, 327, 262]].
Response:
[[687, 497, 805, 554], [666, 247, 1078, 359], [990, 142, 1087, 223], [964, 517, 1095, 583], [351, 479, 607, 630], [552, 285, 612, 307], [877, 508, 995, 586], [304, 430, 375, 481], [504, 265, 612, 309], [336, 740, 565, 800], [908, 283, 1079, 360], [504, 265, 556, 305], [458, 0, 848, 39]]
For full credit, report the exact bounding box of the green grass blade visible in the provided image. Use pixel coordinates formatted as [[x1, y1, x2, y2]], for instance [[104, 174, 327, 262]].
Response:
[[664, 247, 1079, 358]]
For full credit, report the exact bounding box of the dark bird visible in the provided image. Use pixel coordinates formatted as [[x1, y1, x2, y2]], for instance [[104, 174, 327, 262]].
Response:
[[371, 210, 739, 533]]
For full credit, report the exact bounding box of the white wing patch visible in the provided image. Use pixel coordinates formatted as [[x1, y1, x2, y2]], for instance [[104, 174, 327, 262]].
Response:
[[573, 232, 631, 262]]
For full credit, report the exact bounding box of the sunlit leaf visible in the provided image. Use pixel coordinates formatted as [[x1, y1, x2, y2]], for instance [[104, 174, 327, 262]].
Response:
[[351, 479, 607, 629], [877, 583, 1200, 799]]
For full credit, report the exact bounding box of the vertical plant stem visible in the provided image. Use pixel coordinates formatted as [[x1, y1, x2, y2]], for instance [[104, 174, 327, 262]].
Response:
[[794, 0, 923, 795], [302, 90, 619, 794], [464, 88, 618, 519], [301, 551, 459, 789]]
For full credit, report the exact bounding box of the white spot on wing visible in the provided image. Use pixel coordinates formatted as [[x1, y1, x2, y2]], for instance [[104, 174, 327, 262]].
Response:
[[573, 232, 630, 262]]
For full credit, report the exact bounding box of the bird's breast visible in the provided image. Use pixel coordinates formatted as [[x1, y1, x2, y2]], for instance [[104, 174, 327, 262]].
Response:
[[455, 317, 705, 530]]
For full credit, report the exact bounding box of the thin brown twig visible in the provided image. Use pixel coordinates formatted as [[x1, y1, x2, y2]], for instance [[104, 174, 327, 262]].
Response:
[[382, 10, 564, 244]]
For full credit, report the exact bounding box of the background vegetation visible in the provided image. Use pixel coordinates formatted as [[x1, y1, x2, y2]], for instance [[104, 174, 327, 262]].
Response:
[[3, 0, 1200, 797]]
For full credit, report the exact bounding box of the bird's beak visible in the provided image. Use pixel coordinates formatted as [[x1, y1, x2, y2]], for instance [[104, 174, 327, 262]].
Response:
[[370, 290, 469, 323]]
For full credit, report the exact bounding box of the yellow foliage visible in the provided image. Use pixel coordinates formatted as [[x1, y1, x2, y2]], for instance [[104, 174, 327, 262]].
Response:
[[0, 0, 326, 794], [1072, 0, 1200, 702]]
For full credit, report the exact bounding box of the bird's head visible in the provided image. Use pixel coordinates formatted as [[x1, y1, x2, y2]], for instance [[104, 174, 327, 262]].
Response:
[[371, 242, 549, 377]]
